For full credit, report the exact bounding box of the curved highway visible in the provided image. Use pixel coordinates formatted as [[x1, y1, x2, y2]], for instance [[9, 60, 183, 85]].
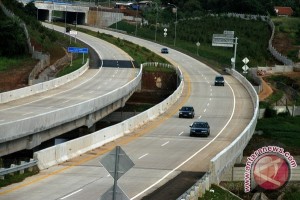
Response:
[[0, 26, 253, 200], [0, 24, 138, 147]]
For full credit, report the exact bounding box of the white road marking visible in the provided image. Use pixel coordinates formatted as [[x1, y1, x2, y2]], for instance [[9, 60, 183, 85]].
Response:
[[161, 141, 169, 146], [22, 112, 33, 116], [178, 131, 184, 136], [198, 116, 202, 119], [138, 153, 148, 159], [88, 91, 94, 94], [62, 100, 70, 104], [0, 119, 5, 122], [131, 78, 236, 200], [204, 109, 206, 112], [60, 189, 83, 199], [209, 98, 211, 101], [207, 103, 210, 106], [46, 106, 53, 109]]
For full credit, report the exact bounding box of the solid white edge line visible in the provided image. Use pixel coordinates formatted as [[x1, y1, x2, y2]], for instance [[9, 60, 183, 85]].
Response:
[[131, 79, 236, 200]]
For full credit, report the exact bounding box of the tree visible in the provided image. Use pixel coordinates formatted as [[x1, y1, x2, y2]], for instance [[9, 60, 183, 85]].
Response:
[[0, 19, 28, 56]]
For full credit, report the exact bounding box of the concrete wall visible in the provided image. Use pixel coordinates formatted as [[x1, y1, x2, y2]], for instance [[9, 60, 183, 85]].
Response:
[[209, 68, 259, 184], [34, 63, 183, 170], [0, 60, 89, 103], [0, 64, 142, 145], [35, 2, 89, 23], [177, 69, 259, 200]]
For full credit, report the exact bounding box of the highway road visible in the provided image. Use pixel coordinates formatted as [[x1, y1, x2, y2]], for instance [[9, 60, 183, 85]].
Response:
[[0, 24, 138, 145], [0, 26, 253, 200]]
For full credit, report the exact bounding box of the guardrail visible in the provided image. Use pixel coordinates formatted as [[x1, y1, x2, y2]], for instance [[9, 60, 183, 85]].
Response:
[[177, 68, 259, 199], [0, 159, 37, 177], [34, 62, 183, 170]]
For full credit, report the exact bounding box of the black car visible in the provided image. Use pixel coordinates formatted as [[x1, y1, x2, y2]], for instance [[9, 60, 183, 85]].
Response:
[[190, 121, 210, 137], [214, 75, 225, 86], [161, 48, 169, 54], [179, 106, 195, 118]]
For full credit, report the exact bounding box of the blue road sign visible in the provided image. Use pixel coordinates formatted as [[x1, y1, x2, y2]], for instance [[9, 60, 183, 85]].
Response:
[[78, 48, 88, 54], [67, 47, 78, 53], [67, 47, 89, 54]]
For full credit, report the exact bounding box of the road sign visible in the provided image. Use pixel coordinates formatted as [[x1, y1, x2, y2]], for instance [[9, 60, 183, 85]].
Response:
[[212, 34, 234, 47], [100, 146, 134, 180], [78, 48, 88, 54], [69, 30, 77, 35], [67, 47, 88, 54], [101, 185, 129, 200], [242, 57, 249, 64], [242, 65, 249, 73], [100, 146, 134, 200], [67, 47, 78, 53]]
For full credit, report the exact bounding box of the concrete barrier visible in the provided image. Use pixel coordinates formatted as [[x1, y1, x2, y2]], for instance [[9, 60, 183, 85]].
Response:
[[177, 69, 258, 200], [209, 68, 259, 184], [0, 60, 89, 103], [34, 63, 183, 170], [0, 62, 141, 145]]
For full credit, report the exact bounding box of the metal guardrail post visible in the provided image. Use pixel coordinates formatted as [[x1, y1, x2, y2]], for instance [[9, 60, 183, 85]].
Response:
[[0, 160, 38, 177]]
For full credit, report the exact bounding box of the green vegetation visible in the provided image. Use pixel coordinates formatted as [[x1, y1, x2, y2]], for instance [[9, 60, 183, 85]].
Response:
[[110, 16, 273, 72], [74, 27, 169, 66], [0, 168, 39, 188], [0, 57, 31, 71], [57, 56, 87, 77], [272, 17, 300, 62], [220, 181, 300, 199], [264, 75, 300, 106], [246, 116, 300, 155], [143, 65, 175, 73], [199, 184, 241, 200]]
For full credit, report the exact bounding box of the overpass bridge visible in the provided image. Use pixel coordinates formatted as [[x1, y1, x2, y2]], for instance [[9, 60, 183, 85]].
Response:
[[35, 1, 124, 27], [0, 24, 141, 157]]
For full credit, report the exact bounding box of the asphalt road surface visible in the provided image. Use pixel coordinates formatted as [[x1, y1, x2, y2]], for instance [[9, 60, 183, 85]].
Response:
[[0, 25, 253, 200]]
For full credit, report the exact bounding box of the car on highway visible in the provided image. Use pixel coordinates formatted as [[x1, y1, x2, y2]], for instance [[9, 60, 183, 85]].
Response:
[[189, 121, 210, 137], [161, 47, 169, 54], [214, 75, 225, 86], [179, 106, 195, 118]]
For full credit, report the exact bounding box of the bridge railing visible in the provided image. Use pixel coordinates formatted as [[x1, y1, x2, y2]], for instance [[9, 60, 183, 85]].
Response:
[[34, 62, 183, 169], [0, 63, 141, 145]]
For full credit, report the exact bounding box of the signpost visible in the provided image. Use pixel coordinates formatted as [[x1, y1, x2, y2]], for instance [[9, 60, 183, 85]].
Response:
[[69, 30, 78, 43], [100, 146, 134, 200], [242, 57, 250, 73], [67, 47, 89, 65], [163, 28, 167, 43], [212, 30, 238, 69], [196, 42, 200, 55]]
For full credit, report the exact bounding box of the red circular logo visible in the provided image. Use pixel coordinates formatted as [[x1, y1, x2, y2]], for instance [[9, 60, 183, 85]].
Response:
[[253, 154, 290, 190]]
